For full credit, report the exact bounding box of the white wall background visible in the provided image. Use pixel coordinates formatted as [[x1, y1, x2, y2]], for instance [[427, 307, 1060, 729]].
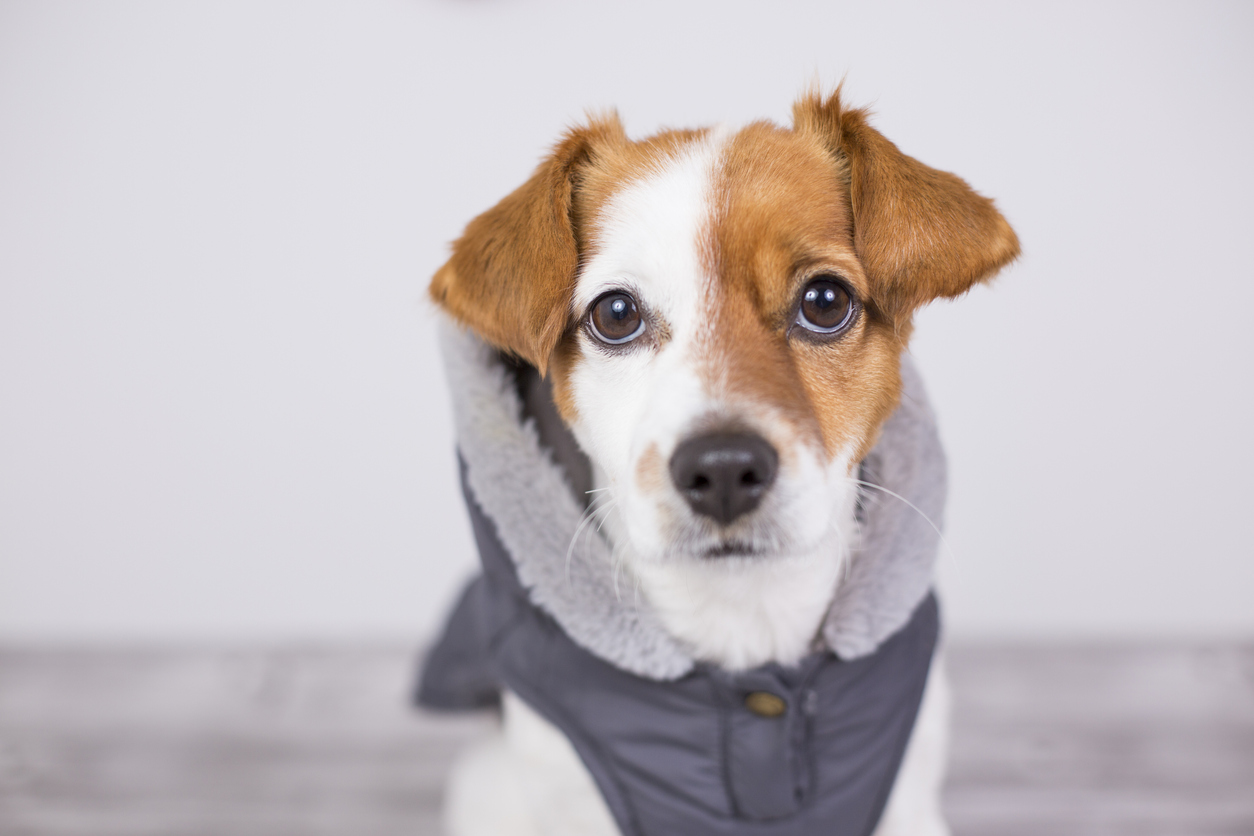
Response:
[[2, 1, 1251, 644]]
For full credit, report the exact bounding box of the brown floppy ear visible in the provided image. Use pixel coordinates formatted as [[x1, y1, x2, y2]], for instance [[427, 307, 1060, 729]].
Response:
[[793, 88, 1020, 322], [430, 116, 625, 373]]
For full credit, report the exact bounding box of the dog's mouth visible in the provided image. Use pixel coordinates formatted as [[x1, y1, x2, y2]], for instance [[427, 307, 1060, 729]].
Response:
[[669, 516, 790, 561], [700, 539, 763, 559]]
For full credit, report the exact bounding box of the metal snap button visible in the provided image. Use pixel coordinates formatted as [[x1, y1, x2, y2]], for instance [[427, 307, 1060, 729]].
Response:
[[744, 691, 787, 717]]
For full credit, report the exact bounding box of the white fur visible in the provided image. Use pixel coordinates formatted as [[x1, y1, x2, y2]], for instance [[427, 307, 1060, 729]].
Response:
[[873, 656, 953, 836], [568, 130, 861, 671], [445, 127, 949, 835], [446, 692, 618, 836]]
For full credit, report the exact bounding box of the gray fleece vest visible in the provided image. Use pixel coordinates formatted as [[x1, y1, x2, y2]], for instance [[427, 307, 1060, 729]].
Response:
[[418, 323, 949, 836]]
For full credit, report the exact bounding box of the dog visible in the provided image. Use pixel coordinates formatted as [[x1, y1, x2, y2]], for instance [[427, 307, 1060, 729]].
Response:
[[422, 87, 1019, 836]]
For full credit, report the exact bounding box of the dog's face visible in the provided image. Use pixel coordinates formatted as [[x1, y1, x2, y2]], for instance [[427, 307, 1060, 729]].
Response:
[[552, 120, 900, 567], [433, 91, 1017, 666]]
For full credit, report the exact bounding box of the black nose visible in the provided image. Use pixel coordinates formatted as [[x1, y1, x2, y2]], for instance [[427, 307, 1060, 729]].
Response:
[[669, 432, 778, 526]]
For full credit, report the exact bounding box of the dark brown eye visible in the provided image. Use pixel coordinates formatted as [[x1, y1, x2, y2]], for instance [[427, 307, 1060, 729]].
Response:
[[589, 291, 644, 345], [797, 278, 854, 334]]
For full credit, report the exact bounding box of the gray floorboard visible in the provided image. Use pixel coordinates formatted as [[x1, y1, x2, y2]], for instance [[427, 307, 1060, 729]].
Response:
[[1, 643, 1251, 835]]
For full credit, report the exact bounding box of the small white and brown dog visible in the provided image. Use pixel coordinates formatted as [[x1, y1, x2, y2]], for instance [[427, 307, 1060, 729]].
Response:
[[426, 88, 1018, 836]]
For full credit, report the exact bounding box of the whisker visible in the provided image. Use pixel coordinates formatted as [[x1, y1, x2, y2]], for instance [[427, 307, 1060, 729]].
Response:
[[595, 503, 615, 535], [842, 477, 955, 563], [827, 516, 848, 588], [600, 506, 629, 601], [565, 491, 616, 583], [588, 499, 617, 555], [840, 522, 858, 589], [582, 502, 613, 587], [585, 500, 630, 601]]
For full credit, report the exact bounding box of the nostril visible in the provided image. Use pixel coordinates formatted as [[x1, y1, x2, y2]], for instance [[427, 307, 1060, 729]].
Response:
[[669, 431, 779, 526]]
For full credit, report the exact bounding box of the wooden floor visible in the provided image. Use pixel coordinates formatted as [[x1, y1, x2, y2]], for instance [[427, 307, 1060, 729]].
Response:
[[1, 643, 1251, 836]]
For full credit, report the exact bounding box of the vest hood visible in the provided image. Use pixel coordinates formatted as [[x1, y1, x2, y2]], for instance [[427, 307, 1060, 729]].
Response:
[[437, 320, 947, 680]]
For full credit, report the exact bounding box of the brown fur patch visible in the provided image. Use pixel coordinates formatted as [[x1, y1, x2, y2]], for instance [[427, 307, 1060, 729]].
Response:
[[792, 86, 1021, 324], [433, 91, 1019, 466], [429, 116, 632, 374], [696, 122, 898, 459], [635, 442, 668, 495], [545, 335, 581, 425], [699, 94, 1019, 461]]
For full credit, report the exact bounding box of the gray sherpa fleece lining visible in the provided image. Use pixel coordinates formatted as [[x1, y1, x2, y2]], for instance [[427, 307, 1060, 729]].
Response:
[[439, 319, 946, 680]]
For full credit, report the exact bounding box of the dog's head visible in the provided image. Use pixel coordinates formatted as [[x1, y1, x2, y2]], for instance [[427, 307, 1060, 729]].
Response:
[[432, 90, 1017, 663]]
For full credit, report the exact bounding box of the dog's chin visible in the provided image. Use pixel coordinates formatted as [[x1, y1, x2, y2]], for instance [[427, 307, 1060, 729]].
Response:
[[625, 527, 850, 670], [628, 524, 842, 568], [603, 499, 857, 669], [683, 509, 846, 562]]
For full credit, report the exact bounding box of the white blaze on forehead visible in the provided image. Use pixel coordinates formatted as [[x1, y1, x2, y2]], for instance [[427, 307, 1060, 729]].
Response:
[[569, 130, 730, 487], [573, 129, 727, 319]]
